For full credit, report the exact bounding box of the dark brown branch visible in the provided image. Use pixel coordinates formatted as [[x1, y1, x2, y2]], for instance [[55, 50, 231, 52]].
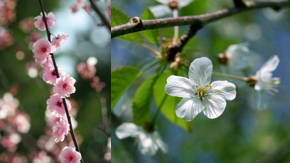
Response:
[[89, 0, 111, 30], [38, 0, 83, 162], [111, 0, 290, 37]]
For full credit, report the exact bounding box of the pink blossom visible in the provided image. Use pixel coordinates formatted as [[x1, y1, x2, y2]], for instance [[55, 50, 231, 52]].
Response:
[[59, 146, 82, 163], [47, 95, 71, 116], [14, 113, 30, 133], [51, 34, 68, 52], [33, 151, 52, 163], [34, 12, 56, 31], [52, 118, 69, 143], [42, 62, 62, 85], [53, 75, 76, 97], [32, 38, 51, 64]]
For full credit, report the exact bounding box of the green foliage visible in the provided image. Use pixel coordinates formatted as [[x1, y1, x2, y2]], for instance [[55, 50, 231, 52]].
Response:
[[111, 66, 140, 109], [111, 7, 143, 44], [180, 0, 208, 16], [133, 75, 156, 125], [141, 8, 160, 45], [154, 71, 192, 132]]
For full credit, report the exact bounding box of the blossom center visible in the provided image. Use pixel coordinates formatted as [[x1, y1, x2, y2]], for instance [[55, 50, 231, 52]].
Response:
[[63, 83, 68, 89], [56, 101, 62, 107], [41, 47, 47, 53], [195, 84, 211, 101]]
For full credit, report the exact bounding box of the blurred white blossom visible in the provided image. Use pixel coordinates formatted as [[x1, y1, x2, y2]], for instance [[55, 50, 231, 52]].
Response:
[[116, 123, 167, 155]]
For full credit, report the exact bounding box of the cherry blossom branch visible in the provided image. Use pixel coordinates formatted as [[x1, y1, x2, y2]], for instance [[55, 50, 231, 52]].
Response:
[[88, 0, 111, 30], [111, 0, 290, 37], [38, 0, 83, 161]]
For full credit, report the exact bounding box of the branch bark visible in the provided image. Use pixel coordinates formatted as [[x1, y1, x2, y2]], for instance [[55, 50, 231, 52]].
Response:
[[111, 0, 290, 37], [89, 0, 111, 30]]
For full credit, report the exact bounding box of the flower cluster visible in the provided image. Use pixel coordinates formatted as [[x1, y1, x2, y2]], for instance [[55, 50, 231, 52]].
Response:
[[0, 93, 30, 161], [77, 57, 105, 92], [32, 12, 81, 162]]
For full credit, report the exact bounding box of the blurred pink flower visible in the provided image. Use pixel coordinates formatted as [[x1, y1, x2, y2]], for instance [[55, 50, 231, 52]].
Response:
[[14, 113, 30, 133], [33, 151, 52, 163], [59, 146, 82, 163], [19, 17, 34, 32], [32, 38, 51, 64], [47, 95, 71, 116], [53, 75, 76, 97], [52, 118, 69, 143], [34, 12, 56, 31], [51, 34, 68, 52]]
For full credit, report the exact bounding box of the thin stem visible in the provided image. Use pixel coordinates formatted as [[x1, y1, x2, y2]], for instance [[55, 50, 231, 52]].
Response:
[[37, 0, 82, 161], [150, 65, 168, 124], [213, 72, 247, 81], [172, 8, 179, 45], [88, 0, 111, 30], [141, 43, 161, 58], [151, 94, 168, 124]]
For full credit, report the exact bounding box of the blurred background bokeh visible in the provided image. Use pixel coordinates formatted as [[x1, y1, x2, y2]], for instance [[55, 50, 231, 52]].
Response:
[[0, 0, 110, 162], [111, 0, 290, 162]]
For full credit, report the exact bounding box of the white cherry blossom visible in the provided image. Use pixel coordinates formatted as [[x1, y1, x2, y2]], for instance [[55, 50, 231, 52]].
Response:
[[115, 123, 167, 156], [254, 55, 280, 94], [150, 0, 193, 17], [225, 43, 251, 70], [165, 57, 236, 121]]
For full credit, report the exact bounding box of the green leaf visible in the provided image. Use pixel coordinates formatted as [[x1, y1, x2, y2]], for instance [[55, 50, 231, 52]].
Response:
[[154, 71, 192, 132], [111, 66, 140, 109], [141, 8, 160, 45], [111, 7, 143, 44], [133, 75, 156, 125]]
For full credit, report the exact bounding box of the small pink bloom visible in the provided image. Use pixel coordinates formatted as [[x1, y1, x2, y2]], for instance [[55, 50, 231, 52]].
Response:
[[33, 151, 52, 163], [14, 113, 30, 133], [34, 12, 56, 31], [51, 34, 68, 52], [53, 75, 76, 97], [52, 118, 69, 143], [42, 66, 61, 85], [47, 95, 71, 116], [33, 38, 51, 64], [59, 146, 82, 163]]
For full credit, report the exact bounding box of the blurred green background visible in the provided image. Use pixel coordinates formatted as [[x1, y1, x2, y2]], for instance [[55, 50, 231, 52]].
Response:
[[111, 0, 290, 163], [0, 0, 110, 162]]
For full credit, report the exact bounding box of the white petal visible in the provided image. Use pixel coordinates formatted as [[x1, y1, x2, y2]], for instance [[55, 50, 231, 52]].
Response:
[[115, 123, 140, 139], [152, 132, 167, 153], [256, 55, 279, 80], [178, 0, 193, 7], [226, 43, 251, 70], [149, 5, 172, 18], [203, 95, 226, 119], [209, 81, 236, 101], [137, 132, 158, 155], [155, 0, 171, 5], [189, 57, 213, 87], [165, 75, 195, 98], [176, 98, 204, 121]]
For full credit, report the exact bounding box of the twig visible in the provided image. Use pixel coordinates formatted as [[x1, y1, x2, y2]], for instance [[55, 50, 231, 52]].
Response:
[[38, 0, 83, 161], [111, 0, 290, 37], [88, 0, 111, 30]]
